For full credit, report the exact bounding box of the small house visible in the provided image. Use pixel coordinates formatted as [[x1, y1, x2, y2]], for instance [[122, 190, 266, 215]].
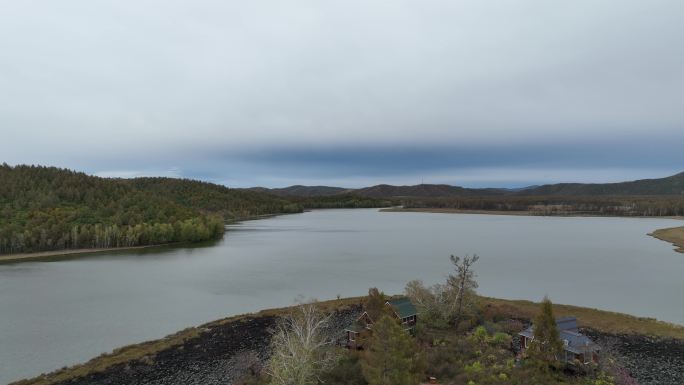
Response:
[[345, 297, 418, 348], [519, 316, 600, 364]]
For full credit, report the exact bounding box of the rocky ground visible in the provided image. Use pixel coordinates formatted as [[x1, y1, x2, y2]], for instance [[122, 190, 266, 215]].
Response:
[[38, 306, 360, 385], [20, 308, 683, 385], [585, 329, 684, 385]]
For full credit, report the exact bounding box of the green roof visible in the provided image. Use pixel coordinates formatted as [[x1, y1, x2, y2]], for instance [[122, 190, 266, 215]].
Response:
[[387, 297, 417, 318]]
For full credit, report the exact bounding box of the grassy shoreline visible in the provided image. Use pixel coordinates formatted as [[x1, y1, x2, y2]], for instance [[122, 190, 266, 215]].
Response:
[[12, 295, 684, 385], [649, 226, 684, 253], [479, 296, 684, 338]]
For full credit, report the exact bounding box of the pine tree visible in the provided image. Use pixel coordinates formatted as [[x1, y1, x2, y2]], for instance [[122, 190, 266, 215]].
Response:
[[361, 315, 422, 385], [530, 296, 563, 364], [365, 288, 392, 321]]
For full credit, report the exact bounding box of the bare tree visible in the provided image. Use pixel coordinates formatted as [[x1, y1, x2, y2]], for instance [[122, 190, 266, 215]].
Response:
[[405, 280, 457, 326], [447, 254, 479, 328], [265, 301, 338, 385]]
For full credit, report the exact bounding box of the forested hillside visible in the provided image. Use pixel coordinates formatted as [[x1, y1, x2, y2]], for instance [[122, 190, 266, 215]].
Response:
[[519, 172, 684, 196], [287, 194, 393, 209], [355, 183, 505, 197], [260, 172, 684, 199], [0, 165, 302, 255], [250, 185, 351, 197]]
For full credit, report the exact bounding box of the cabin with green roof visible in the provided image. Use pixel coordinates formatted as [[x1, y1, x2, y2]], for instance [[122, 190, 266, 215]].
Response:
[[344, 296, 418, 348]]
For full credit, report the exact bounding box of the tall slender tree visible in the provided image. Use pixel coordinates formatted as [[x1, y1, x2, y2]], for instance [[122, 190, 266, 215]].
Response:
[[447, 254, 479, 328], [530, 296, 563, 365], [361, 315, 422, 385]]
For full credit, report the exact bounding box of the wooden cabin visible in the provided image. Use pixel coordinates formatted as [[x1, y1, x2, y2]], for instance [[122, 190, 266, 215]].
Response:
[[519, 316, 600, 364], [344, 297, 418, 348]]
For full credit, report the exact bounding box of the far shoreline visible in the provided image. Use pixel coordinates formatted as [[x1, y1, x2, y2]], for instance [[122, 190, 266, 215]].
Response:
[[0, 244, 171, 264], [4, 208, 681, 264], [379, 207, 684, 220], [0, 212, 303, 264]]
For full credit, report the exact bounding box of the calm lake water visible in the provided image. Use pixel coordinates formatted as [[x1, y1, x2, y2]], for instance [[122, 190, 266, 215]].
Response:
[[1, 209, 683, 383]]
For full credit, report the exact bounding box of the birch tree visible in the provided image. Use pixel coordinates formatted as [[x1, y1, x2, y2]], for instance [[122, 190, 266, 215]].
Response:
[[405, 280, 457, 326], [265, 301, 338, 385]]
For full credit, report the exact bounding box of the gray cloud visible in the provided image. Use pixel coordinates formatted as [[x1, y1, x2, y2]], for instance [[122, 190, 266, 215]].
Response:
[[1, 1, 682, 186]]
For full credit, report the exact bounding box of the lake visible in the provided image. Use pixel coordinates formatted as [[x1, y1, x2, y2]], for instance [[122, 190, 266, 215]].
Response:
[[1, 209, 683, 384]]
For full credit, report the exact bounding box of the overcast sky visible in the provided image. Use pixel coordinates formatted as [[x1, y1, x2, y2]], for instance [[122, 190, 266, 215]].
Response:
[[1, 1, 683, 188]]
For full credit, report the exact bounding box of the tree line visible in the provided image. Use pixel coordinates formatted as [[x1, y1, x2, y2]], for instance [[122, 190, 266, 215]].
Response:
[[0, 165, 301, 254], [400, 195, 684, 217], [241, 255, 632, 385], [0, 165, 390, 255]]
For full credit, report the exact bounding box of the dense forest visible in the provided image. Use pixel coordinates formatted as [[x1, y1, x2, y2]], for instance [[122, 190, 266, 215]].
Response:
[[0, 165, 391, 255], [399, 195, 684, 217], [290, 194, 393, 209], [0, 165, 305, 255]]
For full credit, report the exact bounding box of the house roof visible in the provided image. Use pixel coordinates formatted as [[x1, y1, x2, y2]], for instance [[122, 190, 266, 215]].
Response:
[[519, 316, 599, 354], [556, 316, 578, 332], [386, 297, 417, 318], [520, 316, 578, 337], [559, 329, 599, 354]]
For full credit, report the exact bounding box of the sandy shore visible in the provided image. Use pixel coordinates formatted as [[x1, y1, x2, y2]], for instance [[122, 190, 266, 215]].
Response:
[[0, 245, 168, 264], [649, 226, 684, 253]]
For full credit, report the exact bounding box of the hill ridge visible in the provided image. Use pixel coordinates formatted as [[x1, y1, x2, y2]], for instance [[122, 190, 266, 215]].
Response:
[[253, 171, 684, 198]]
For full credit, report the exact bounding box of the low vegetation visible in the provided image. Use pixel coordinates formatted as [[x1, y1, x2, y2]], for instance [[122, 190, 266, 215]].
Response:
[[13, 291, 683, 385], [244, 256, 644, 385], [477, 297, 684, 340]]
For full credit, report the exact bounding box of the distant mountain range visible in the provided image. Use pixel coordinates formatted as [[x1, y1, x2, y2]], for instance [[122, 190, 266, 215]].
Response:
[[518, 172, 684, 196], [251, 172, 684, 198]]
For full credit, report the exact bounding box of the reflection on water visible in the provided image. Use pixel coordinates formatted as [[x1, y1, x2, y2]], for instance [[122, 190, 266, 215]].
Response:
[[1, 209, 682, 383]]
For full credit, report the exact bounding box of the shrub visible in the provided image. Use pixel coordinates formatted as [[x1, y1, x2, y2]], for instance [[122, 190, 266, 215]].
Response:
[[472, 326, 489, 345], [490, 332, 512, 348], [465, 361, 484, 373]]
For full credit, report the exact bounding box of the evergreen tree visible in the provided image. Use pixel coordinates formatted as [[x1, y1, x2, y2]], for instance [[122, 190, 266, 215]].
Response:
[[365, 288, 392, 321], [530, 296, 563, 364], [361, 315, 422, 385]]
